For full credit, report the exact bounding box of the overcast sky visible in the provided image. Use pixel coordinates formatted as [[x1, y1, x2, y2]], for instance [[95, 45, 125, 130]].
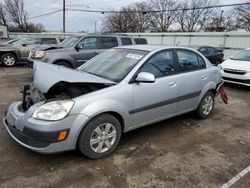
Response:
[[2, 0, 247, 32]]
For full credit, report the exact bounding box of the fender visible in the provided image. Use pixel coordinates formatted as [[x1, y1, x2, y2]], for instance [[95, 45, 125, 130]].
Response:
[[195, 81, 217, 108], [78, 98, 131, 129]]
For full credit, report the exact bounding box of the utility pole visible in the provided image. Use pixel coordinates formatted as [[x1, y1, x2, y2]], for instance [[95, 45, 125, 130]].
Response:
[[94, 21, 97, 33], [63, 0, 65, 33]]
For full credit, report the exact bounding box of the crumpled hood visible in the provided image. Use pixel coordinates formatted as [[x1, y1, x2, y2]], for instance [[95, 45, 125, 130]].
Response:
[[222, 59, 250, 70], [33, 61, 115, 93]]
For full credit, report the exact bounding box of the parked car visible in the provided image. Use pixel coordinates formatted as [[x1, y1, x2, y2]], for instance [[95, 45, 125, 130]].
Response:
[[3, 45, 223, 159], [220, 48, 250, 86], [0, 37, 60, 67], [192, 46, 224, 65], [28, 34, 136, 68]]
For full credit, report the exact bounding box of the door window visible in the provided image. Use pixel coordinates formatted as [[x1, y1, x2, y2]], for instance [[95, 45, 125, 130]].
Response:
[[177, 50, 206, 72], [99, 37, 118, 49], [121, 38, 132, 45], [78, 37, 97, 49], [23, 38, 42, 45], [140, 51, 175, 78]]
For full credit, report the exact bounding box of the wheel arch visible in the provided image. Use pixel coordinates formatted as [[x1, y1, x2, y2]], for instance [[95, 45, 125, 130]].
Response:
[[53, 59, 73, 68]]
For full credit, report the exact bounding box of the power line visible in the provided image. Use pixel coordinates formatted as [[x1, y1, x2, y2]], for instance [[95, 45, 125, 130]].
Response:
[[27, 2, 250, 20], [67, 2, 250, 14], [28, 9, 62, 20]]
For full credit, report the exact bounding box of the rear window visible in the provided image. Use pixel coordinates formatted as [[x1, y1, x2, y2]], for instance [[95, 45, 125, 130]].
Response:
[[135, 38, 148, 44], [41, 38, 57, 44], [100, 37, 118, 49], [121, 38, 132, 45]]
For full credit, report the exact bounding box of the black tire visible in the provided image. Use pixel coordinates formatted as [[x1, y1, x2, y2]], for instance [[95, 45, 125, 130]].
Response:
[[54, 61, 72, 68], [78, 113, 122, 159], [1, 53, 17, 67], [195, 91, 215, 119]]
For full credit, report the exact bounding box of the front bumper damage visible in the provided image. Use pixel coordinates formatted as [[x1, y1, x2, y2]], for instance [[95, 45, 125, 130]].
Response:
[[3, 102, 90, 154]]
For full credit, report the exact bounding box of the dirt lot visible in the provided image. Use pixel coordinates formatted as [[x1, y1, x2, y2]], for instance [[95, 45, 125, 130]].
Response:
[[0, 66, 249, 188]]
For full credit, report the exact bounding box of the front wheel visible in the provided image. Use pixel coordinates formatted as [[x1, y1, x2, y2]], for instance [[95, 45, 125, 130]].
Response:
[[1, 53, 17, 67], [78, 114, 121, 159], [195, 91, 215, 119]]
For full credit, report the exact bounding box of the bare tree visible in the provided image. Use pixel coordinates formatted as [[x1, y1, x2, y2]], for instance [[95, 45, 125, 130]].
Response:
[[103, 2, 151, 33], [148, 0, 179, 32], [176, 0, 219, 32], [0, 3, 9, 28], [205, 15, 238, 32], [4, 0, 29, 32], [235, 1, 250, 31]]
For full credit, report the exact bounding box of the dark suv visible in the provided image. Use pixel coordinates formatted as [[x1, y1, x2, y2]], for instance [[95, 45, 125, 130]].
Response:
[[28, 34, 137, 68]]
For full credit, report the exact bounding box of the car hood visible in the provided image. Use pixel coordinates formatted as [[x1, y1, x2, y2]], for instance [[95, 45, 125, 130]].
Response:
[[33, 61, 116, 93], [221, 59, 250, 70]]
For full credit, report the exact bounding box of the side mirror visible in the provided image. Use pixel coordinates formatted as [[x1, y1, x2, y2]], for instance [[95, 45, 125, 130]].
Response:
[[75, 45, 80, 52], [135, 72, 155, 83], [22, 43, 27, 47]]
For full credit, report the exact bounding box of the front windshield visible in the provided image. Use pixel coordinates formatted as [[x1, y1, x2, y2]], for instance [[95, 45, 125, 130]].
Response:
[[58, 36, 81, 48], [231, 50, 250, 61], [79, 49, 148, 82], [12, 38, 26, 46]]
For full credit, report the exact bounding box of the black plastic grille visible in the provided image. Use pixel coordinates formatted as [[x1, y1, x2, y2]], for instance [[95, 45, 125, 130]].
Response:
[[224, 68, 247, 75]]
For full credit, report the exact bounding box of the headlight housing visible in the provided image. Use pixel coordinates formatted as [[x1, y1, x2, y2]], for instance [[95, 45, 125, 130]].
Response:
[[34, 50, 46, 59], [33, 100, 74, 121]]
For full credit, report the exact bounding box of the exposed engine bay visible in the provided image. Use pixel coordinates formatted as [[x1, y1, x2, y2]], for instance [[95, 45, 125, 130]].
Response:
[[21, 82, 111, 111]]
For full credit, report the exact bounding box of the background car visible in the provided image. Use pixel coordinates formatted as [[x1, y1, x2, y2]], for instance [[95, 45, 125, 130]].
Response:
[[4, 45, 222, 159], [220, 48, 250, 86], [192, 46, 224, 65], [0, 37, 60, 67], [28, 34, 140, 68]]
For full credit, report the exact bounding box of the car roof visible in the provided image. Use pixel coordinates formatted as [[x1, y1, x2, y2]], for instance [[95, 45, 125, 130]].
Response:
[[115, 45, 197, 52]]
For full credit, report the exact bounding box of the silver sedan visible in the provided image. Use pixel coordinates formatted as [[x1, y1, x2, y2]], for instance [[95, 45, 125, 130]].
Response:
[[3, 45, 222, 159]]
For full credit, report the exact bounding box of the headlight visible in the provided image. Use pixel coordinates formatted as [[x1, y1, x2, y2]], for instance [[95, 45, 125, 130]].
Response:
[[33, 100, 74, 121], [34, 50, 46, 59]]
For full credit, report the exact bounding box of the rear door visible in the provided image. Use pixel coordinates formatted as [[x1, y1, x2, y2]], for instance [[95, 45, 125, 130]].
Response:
[[131, 50, 179, 127], [174, 49, 208, 113]]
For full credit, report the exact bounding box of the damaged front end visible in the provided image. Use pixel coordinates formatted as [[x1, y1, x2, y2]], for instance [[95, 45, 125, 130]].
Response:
[[21, 81, 110, 111]]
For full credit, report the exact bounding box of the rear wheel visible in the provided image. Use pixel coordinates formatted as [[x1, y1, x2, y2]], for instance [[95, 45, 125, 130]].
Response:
[[195, 91, 215, 119], [54, 61, 71, 68], [78, 114, 121, 159], [1, 53, 17, 67]]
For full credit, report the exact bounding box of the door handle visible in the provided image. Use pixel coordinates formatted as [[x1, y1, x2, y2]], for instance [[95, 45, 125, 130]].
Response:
[[168, 81, 176, 87], [201, 75, 208, 80]]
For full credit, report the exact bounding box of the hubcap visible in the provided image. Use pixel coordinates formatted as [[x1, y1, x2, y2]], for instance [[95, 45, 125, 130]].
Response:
[[3, 55, 15, 66], [202, 95, 214, 115], [90, 123, 117, 153]]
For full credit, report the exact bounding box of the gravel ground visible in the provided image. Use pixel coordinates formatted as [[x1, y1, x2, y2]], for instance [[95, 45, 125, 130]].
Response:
[[0, 66, 249, 188]]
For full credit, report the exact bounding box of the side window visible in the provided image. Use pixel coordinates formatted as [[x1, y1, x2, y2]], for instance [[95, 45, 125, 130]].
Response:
[[41, 38, 57, 44], [207, 47, 214, 55], [140, 51, 175, 78], [100, 37, 118, 49], [177, 50, 199, 72], [78, 37, 97, 49], [24, 38, 42, 45], [121, 38, 132, 45], [135, 38, 148, 44]]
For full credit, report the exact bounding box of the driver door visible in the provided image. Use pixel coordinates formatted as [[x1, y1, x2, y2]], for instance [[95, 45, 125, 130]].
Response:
[[130, 50, 179, 128]]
